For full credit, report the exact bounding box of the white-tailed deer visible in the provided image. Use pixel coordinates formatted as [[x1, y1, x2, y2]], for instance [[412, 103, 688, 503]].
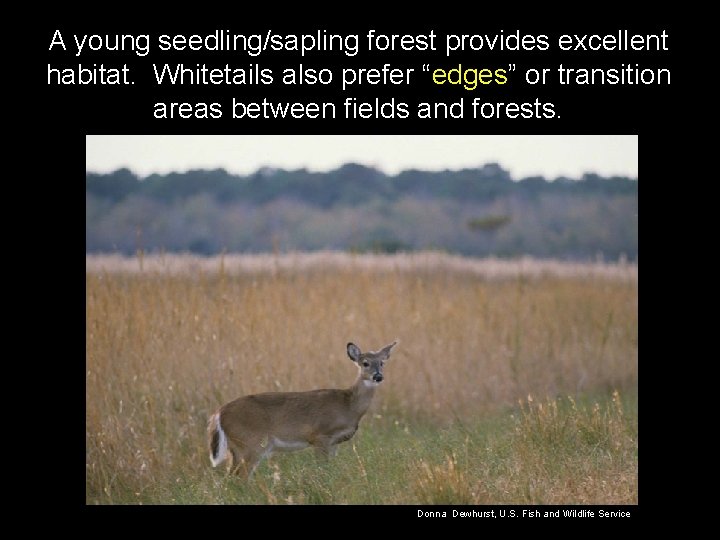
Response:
[[207, 340, 397, 478]]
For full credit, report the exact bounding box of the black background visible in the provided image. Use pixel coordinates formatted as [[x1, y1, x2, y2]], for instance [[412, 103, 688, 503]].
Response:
[[37, 15, 680, 528]]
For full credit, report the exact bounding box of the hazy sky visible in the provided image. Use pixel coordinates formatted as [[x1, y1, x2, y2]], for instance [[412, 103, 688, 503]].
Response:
[[86, 135, 637, 179]]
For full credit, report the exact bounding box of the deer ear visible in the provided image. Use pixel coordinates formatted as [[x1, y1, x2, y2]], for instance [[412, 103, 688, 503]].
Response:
[[347, 343, 362, 362], [381, 340, 398, 357]]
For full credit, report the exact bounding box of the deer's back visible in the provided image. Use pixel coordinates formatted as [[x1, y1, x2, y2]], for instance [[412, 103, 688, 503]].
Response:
[[220, 388, 353, 441]]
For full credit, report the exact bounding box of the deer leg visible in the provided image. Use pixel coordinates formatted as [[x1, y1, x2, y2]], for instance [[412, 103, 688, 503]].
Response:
[[313, 438, 338, 460], [231, 449, 263, 478], [229, 448, 242, 474], [228, 438, 267, 479]]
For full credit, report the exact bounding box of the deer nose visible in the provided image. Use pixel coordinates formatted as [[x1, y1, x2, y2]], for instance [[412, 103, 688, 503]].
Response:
[[373, 373, 383, 383]]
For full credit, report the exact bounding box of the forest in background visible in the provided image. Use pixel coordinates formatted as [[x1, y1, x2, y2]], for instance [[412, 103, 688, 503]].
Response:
[[86, 163, 637, 260]]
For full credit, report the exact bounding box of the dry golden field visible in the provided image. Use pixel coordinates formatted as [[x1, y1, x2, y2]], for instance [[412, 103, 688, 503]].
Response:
[[86, 252, 637, 504]]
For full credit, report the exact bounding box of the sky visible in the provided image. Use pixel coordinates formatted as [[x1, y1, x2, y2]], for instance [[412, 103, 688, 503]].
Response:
[[86, 135, 638, 179]]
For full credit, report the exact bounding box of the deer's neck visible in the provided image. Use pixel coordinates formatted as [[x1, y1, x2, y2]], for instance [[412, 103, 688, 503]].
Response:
[[349, 376, 378, 418]]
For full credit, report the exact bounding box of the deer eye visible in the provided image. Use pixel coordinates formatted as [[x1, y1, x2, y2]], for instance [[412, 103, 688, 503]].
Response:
[[362, 361, 370, 367]]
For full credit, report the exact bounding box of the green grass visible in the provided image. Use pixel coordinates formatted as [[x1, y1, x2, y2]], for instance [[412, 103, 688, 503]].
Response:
[[88, 389, 636, 505]]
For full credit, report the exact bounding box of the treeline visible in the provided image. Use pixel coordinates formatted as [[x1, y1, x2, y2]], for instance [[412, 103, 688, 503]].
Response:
[[87, 163, 635, 207], [86, 163, 638, 260]]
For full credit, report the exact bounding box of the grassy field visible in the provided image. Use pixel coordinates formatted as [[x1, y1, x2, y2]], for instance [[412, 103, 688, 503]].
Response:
[[86, 252, 637, 504]]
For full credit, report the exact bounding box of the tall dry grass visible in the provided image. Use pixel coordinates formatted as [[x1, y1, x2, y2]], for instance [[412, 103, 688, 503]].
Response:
[[86, 252, 637, 503], [412, 391, 637, 505]]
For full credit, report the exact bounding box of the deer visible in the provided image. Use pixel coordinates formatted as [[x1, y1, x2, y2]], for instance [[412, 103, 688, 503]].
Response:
[[207, 340, 397, 478]]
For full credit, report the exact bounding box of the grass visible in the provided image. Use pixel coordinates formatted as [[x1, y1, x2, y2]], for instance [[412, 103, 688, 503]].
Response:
[[86, 252, 637, 504]]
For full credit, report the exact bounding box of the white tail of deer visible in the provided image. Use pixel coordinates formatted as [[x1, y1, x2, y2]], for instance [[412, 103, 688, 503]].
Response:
[[208, 340, 398, 478]]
